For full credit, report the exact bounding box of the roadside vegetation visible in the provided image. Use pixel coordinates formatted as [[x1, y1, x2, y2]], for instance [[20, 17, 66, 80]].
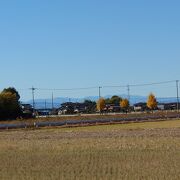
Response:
[[0, 120, 179, 179]]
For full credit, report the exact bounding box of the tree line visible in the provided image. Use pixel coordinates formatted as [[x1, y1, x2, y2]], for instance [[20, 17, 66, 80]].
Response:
[[97, 93, 157, 113], [0, 86, 158, 120]]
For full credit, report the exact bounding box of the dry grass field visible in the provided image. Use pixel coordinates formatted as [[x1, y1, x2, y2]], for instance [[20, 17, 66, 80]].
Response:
[[0, 120, 180, 180]]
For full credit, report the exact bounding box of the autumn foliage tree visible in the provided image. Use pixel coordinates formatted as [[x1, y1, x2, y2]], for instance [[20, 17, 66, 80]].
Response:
[[2, 87, 20, 101], [120, 98, 129, 112], [147, 93, 157, 111], [97, 98, 106, 113], [105, 95, 122, 105], [0, 87, 21, 120]]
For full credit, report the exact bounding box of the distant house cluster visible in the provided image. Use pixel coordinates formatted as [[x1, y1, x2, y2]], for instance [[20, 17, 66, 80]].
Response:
[[58, 101, 96, 115], [21, 100, 180, 117], [134, 102, 180, 111]]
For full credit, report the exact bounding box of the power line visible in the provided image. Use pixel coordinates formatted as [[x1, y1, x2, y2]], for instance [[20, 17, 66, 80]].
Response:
[[15, 80, 180, 110], [103, 85, 127, 88], [36, 86, 99, 91], [16, 80, 178, 92], [130, 80, 176, 87], [103, 80, 177, 89]]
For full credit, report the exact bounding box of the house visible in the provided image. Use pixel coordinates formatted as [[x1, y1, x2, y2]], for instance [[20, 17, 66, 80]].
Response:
[[163, 102, 180, 110], [58, 102, 86, 115], [36, 109, 51, 116], [58, 101, 96, 115], [58, 103, 74, 115], [133, 102, 180, 111], [21, 104, 34, 118], [133, 102, 147, 111], [104, 104, 121, 112], [157, 103, 165, 110]]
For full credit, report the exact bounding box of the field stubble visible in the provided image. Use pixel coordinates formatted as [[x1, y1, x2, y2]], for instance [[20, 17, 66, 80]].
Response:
[[0, 120, 179, 180]]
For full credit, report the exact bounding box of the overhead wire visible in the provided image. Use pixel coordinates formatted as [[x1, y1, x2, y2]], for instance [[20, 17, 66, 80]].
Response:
[[15, 80, 178, 92]]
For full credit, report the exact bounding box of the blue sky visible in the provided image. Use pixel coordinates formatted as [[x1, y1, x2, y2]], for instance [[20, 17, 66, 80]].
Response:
[[0, 0, 180, 101]]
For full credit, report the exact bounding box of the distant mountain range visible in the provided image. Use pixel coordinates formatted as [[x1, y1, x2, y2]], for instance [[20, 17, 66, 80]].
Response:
[[23, 94, 179, 109]]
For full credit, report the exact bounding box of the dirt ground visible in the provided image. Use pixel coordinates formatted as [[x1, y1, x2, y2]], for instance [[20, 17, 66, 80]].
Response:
[[0, 120, 179, 180]]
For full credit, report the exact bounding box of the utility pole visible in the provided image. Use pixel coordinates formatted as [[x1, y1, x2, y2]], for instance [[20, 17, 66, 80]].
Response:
[[52, 92, 54, 109], [99, 86, 102, 99], [176, 80, 179, 112], [45, 99, 47, 110], [127, 84, 130, 102], [30, 86, 36, 111]]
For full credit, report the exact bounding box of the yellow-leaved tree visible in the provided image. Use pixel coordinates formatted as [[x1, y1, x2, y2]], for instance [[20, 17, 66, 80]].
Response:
[[147, 93, 157, 111], [0, 89, 21, 120], [120, 98, 129, 112], [97, 98, 106, 113]]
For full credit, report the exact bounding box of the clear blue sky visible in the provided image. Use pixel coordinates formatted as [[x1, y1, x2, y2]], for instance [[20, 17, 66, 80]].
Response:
[[0, 0, 180, 101]]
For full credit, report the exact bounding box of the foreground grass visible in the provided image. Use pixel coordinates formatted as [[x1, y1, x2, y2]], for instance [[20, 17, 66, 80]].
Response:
[[0, 120, 179, 180]]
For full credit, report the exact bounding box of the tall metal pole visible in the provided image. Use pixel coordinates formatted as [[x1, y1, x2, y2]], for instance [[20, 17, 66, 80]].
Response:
[[127, 85, 130, 102], [31, 86, 35, 110], [176, 80, 179, 112], [45, 99, 47, 110], [99, 86, 102, 99], [52, 92, 54, 109]]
